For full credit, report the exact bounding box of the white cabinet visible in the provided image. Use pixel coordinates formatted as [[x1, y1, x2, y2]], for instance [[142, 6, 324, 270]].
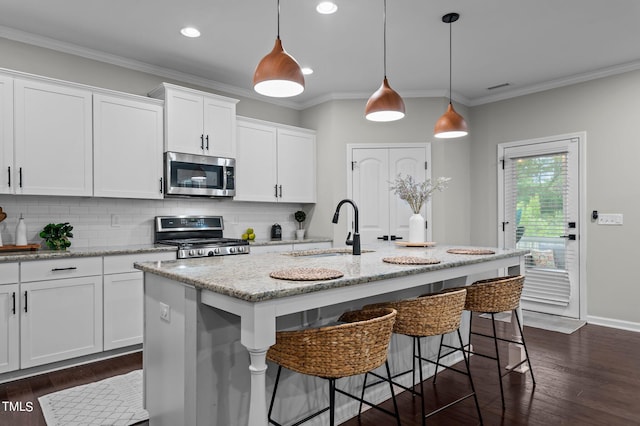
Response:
[[0, 263, 19, 374], [103, 252, 175, 351], [14, 78, 93, 196], [93, 93, 164, 199], [0, 75, 13, 194], [19, 257, 102, 368], [149, 83, 238, 158], [235, 117, 316, 203]]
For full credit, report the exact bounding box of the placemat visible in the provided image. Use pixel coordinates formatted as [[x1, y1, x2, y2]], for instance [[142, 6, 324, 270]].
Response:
[[382, 256, 441, 265], [270, 267, 344, 281], [395, 241, 436, 247], [447, 248, 495, 255]]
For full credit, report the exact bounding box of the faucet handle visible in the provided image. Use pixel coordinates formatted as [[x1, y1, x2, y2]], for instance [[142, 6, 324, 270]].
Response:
[[345, 232, 353, 246]]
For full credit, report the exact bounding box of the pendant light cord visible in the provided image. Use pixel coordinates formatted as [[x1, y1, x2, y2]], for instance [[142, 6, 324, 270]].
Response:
[[383, 0, 387, 78], [448, 18, 452, 104], [277, 0, 281, 40]]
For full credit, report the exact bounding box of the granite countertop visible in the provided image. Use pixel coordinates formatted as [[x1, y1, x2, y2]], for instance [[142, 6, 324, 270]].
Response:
[[0, 244, 177, 262], [134, 243, 530, 303]]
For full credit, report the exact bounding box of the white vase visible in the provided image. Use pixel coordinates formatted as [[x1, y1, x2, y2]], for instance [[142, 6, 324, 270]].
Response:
[[295, 229, 305, 241], [408, 213, 425, 243]]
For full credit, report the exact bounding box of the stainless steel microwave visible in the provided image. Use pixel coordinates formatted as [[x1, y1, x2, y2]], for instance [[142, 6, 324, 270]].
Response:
[[164, 151, 235, 197]]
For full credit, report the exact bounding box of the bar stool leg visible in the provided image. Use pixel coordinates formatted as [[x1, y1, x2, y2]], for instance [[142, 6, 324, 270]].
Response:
[[432, 334, 445, 384], [490, 313, 506, 410], [268, 365, 282, 425], [358, 373, 368, 417], [384, 360, 402, 426], [512, 309, 536, 386], [329, 379, 336, 426], [457, 329, 483, 424], [416, 337, 426, 426]]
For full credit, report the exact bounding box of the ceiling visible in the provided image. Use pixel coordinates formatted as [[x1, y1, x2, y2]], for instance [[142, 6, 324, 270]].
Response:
[[1, 0, 639, 109]]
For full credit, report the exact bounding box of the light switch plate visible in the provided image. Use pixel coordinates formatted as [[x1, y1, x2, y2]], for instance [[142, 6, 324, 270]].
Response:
[[597, 213, 623, 225], [159, 302, 171, 322]]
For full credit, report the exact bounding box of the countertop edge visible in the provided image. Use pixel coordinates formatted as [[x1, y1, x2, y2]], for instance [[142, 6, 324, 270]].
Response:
[[0, 245, 177, 262]]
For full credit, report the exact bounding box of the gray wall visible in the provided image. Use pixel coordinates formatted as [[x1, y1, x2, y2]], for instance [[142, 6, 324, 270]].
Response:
[[300, 97, 472, 245], [470, 69, 640, 326]]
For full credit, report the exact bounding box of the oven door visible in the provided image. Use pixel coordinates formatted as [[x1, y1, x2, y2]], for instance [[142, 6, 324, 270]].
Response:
[[165, 152, 235, 197]]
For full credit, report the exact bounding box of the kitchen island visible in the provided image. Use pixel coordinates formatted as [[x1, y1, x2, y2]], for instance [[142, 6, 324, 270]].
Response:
[[135, 243, 529, 426]]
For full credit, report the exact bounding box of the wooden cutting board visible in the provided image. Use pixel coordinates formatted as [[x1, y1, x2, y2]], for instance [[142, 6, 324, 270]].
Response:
[[0, 207, 6, 222], [0, 244, 41, 252]]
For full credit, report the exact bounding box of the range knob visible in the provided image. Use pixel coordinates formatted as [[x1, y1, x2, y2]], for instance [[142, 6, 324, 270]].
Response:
[[214, 248, 221, 255], [229, 247, 236, 253], [237, 246, 245, 253], [197, 249, 205, 256], [188, 249, 195, 256], [207, 250, 215, 256]]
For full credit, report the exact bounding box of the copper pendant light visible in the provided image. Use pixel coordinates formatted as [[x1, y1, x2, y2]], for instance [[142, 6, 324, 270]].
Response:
[[253, 0, 305, 98], [434, 12, 468, 138], [365, 0, 405, 122]]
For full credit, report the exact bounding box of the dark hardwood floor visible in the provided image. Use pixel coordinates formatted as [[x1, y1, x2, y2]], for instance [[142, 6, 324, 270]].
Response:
[[2, 315, 640, 425]]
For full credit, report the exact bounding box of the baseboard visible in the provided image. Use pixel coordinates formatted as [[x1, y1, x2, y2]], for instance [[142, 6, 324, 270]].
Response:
[[587, 315, 640, 333]]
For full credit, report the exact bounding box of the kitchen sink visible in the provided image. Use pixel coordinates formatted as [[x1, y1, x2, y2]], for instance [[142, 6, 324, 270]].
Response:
[[286, 248, 374, 257]]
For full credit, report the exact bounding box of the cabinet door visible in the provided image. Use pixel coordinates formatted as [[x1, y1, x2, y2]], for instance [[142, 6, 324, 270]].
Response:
[[276, 128, 316, 203], [104, 272, 143, 350], [165, 89, 204, 155], [203, 96, 236, 158], [235, 119, 278, 202], [93, 94, 163, 199], [0, 283, 19, 374], [14, 79, 92, 196], [20, 276, 103, 368], [0, 75, 13, 194]]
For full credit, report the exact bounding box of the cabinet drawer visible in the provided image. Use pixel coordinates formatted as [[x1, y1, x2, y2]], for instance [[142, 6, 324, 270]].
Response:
[[104, 252, 176, 274], [21, 257, 102, 282], [0, 263, 19, 284]]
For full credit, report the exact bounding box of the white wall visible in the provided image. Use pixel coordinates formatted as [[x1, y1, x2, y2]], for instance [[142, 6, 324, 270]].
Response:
[[300, 97, 472, 246], [470, 69, 640, 327]]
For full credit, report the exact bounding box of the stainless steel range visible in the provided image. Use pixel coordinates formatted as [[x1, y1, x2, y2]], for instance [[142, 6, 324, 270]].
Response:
[[155, 215, 249, 259]]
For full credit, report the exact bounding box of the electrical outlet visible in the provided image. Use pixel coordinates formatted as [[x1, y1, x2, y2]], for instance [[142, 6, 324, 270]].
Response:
[[111, 214, 121, 228], [597, 213, 623, 225], [159, 302, 171, 322]]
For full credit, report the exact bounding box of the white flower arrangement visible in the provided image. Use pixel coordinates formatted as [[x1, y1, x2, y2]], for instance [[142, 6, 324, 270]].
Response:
[[389, 174, 451, 214]]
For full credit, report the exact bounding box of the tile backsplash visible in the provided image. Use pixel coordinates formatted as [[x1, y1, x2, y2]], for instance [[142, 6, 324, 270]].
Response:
[[0, 195, 308, 248]]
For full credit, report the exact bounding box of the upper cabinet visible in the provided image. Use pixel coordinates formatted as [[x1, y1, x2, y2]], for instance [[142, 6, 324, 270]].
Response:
[[0, 76, 13, 194], [149, 83, 238, 158], [93, 93, 164, 199], [14, 78, 93, 196], [235, 117, 316, 203]]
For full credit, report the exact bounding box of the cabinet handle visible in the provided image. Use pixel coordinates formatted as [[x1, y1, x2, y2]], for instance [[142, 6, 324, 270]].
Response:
[[24, 291, 27, 313], [7, 166, 10, 187], [205, 135, 209, 151], [51, 267, 78, 272], [377, 235, 389, 241], [160, 177, 163, 193], [12, 292, 16, 315], [19, 167, 22, 188], [274, 184, 278, 198], [279, 185, 282, 198], [200, 134, 205, 150]]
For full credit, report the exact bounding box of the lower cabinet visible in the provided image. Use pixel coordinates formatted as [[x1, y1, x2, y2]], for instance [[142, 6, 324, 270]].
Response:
[[20, 275, 103, 369], [0, 282, 19, 374]]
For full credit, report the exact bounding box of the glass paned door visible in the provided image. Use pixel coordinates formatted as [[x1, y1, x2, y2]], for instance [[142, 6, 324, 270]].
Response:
[[502, 138, 580, 318]]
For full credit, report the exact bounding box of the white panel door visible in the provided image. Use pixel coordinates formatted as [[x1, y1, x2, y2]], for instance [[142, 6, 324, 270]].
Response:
[[93, 94, 163, 199], [276, 128, 316, 203], [104, 272, 143, 350], [352, 148, 390, 245], [235, 119, 278, 201], [351, 145, 429, 245], [0, 75, 13, 194], [203, 96, 236, 158], [165, 89, 204, 155], [0, 283, 19, 374], [14, 79, 93, 196], [21, 276, 103, 368]]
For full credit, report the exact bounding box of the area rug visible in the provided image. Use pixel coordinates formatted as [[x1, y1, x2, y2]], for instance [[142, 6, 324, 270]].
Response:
[[480, 310, 586, 334], [38, 369, 148, 426]]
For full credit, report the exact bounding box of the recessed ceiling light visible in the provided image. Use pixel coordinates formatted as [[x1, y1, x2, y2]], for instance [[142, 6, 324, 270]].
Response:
[[301, 67, 314, 75], [316, 1, 338, 14], [180, 27, 201, 38]]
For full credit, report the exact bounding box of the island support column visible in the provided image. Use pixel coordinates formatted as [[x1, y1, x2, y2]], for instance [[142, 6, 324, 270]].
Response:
[[240, 303, 277, 426]]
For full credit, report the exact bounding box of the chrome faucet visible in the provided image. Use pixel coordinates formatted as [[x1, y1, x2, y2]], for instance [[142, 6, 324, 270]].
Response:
[[332, 199, 361, 255]]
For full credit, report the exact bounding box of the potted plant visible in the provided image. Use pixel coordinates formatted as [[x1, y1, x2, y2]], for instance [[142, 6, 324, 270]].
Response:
[[39, 222, 74, 250], [389, 174, 451, 242], [294, 210, 306, 240]]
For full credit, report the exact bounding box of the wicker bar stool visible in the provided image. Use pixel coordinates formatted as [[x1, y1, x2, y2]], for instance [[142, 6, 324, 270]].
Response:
[[362, 289, 483, 426], [437, 275, 536, 409], [266, 307, 400, 426]]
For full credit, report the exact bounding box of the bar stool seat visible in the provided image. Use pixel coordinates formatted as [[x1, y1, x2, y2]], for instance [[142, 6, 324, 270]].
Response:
[[439, 275, 536, 409], [266, 307, 400, 426], [363, 289, 483, 425]]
